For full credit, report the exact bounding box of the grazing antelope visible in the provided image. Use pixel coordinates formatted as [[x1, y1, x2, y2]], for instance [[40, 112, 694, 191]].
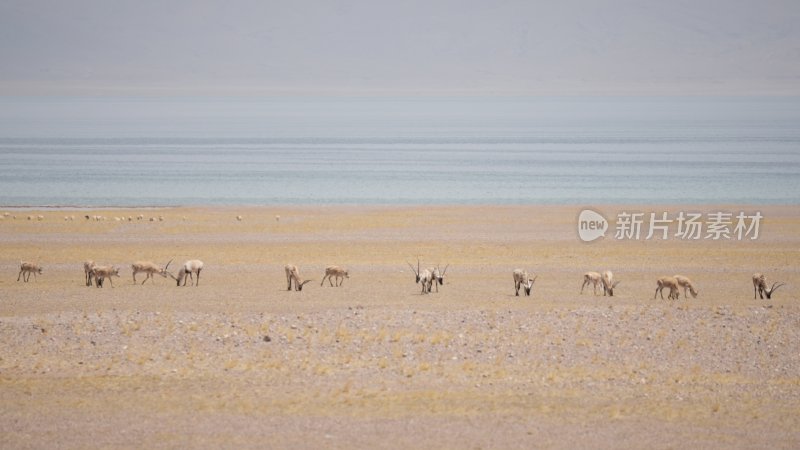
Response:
[[173, 260, 204, 286], [407, 260, 433, 294], [602, 270, 620, 297], [752, 273, 785, 299], [285, 264, 312, 291], [674, 275, 699, 298], [513, 269, 537, 296], [321, 265, 349, 287], [84, 260, 96, 286], [91, 265, 120, 288], [131, 260, 172, 285], [654, 276, 680, 300], [581, 271, 603, 295], [17, 262, 43, 282]]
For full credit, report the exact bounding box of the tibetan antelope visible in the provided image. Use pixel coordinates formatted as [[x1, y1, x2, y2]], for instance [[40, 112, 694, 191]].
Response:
[[674, 275, 699, 298], [132, 260, 173, 285], [84, 260, 96, 286], [752, 273, 785, 299], [581, 271, 603, 295], [407, 260, 433, 294], [429, 264, 449, 293], [173, 260, 204, 286], [602, 270, 620, 297], [285, 264, 312, 291], [17, 262, 43, 282], [654, 276, 680, 300], [321, 265, 349, 287], [92, 265, 120, 288], [513, 269, 537, 296]]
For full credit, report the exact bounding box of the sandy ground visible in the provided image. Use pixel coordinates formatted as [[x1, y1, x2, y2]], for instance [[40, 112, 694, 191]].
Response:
[[1, 205, 799, 449]]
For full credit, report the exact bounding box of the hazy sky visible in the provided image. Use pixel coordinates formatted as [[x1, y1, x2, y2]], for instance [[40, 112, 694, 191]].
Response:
[[1, 0, 798, 95]]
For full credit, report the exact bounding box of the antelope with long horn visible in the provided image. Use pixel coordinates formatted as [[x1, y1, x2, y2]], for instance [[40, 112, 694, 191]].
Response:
[[602, 270, 620, 297], [173, 260, 204, 286], [430, 264, 449, 293], [752, 273, 785, 299], [131, 259, 172, 284], [407, 259, 433, 294], [581, 271, 602, 295], [285, 264, 312, 291], [513, 269, 537, 296]]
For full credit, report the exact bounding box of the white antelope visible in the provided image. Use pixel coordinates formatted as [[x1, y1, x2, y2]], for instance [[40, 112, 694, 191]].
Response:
[[513, 269, 537, 296], [83, 260, 96, 286], [321, 265, 349, 287], [91, 265, 121, 288], [674, 275, 699, 298], [654, 276, 680, 300], [131, 259, 173, 285], [407, 260, 433, 294], [174, 260, 204, 286], [752, 273, 785, 300], [285, 264, 312, 291], [429, 264, 449, 293], [581, 271, 603, 295], [17, 262, 43, 282], [602, 270, 620, 297]]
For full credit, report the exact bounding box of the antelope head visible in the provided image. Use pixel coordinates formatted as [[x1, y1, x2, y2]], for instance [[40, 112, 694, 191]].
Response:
[[524, 275, 538, 296], [764, 282, 785, 299], [435, 264, 449, 286], [297, 280, 313, 291], [607, 281, 620, 297], [407, 260, 421, 284]]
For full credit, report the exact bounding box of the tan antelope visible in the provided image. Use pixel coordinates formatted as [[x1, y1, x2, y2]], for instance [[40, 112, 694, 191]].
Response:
[[131, 259, 172, 285], [407, 259, 433, 294], [602, 270, 620, 296], [513, 269, 537, 296], [654, 276, 680, 300], [674, 275, 699, 298], [581, 271, 603, 295], [92, 265, 120, 288], [172, 260, 204, 286], [321, 265, 349, 287], [752, 273, 785, 299], [17, 262, 43, 282], [285, 264, 312, 291], [84, 260, 96, 286]]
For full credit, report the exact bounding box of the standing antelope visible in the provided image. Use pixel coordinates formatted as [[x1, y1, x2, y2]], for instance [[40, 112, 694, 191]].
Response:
[[581, 271, 603, 295], [429, 264, 449, 293], [674, 275, 699, 298], [92, 265, 120, 288], [602, 270, 620, 297], [84, 260, 96, 286], [407, 260, 433, 294], [17, 262, 43, 282], [752, 273, 785, 299], [174, 260, 204, 286], [321, 265, 349, 287], [654, 276, 680, 300], [132, 260, 172, 285], [513, 269, 537, 296], [285, 264, 312, 291]]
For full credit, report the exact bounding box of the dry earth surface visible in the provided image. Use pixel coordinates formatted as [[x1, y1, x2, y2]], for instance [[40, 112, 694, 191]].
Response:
[[1, 205, 799, 449]]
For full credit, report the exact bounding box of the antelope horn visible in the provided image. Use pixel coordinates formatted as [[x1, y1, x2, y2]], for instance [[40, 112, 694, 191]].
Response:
[[441, 264, 449, 276], [612, 281, 621, 288], [530, 275, 538, 284], [407, 261, 418, 276], [164, 259, 173, 271], [770, 282, 785, 293]]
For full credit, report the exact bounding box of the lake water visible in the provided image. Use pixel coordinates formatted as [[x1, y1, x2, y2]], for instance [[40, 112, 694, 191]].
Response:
[[0, 96, 798, 206]]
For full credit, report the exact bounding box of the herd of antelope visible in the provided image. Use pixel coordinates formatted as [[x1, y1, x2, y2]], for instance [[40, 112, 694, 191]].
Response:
[[14, 259, 787, 300]]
